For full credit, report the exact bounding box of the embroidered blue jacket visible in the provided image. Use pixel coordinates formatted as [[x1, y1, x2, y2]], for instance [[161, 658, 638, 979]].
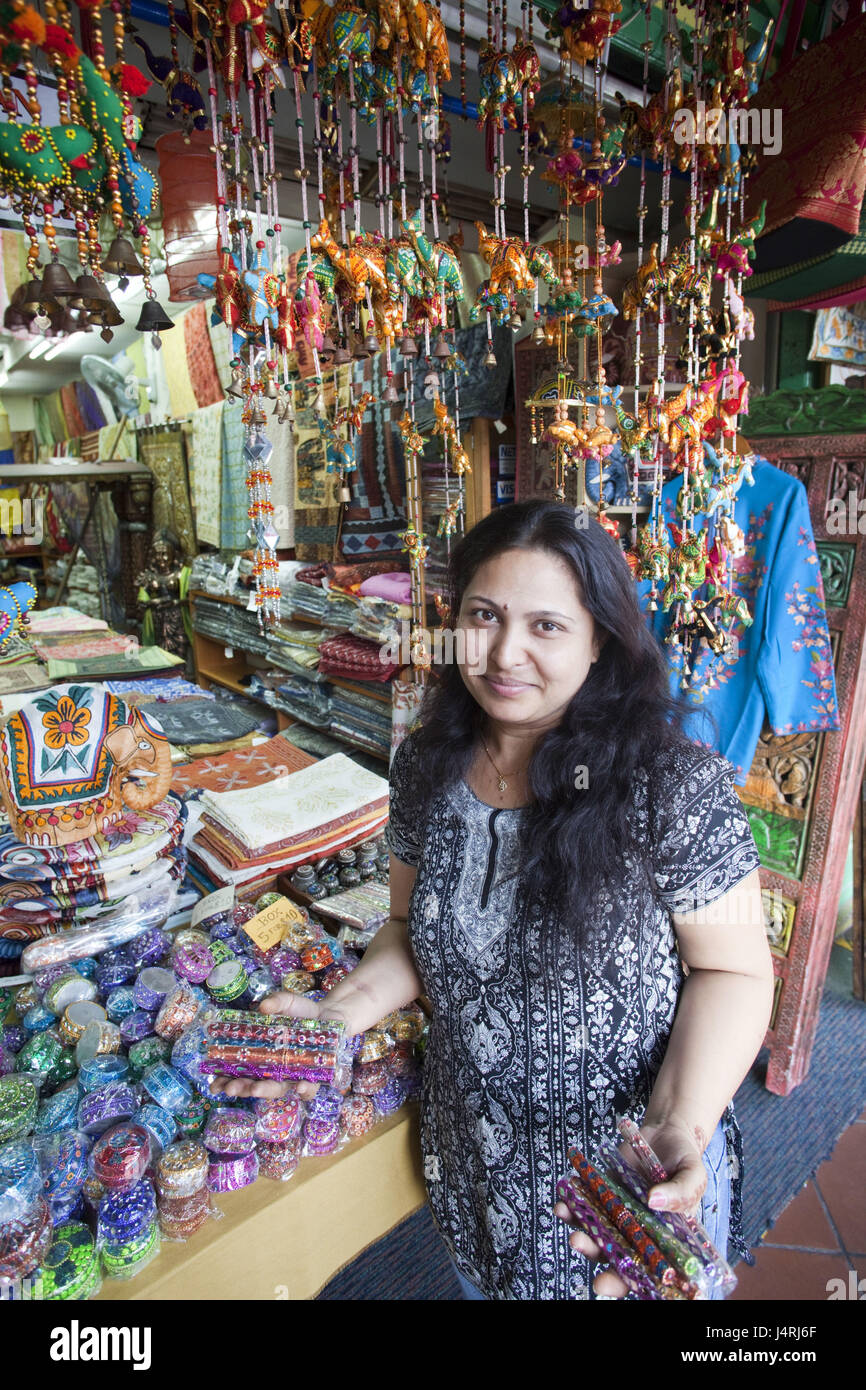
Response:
[[637, 456, 840, 784]]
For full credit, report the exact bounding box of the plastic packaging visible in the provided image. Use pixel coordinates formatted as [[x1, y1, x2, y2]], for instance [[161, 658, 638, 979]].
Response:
[[20, 881, 180, 973], [351, 1059, 389, 1095], [300, 939, 342, 973], [253, 1095, 303, 1145], [358, 1031, 393, 1063], [205, 960, 250, 1006], [33, 1084, 81, 1136], [77, 1083, 137, 1137], [15, 1031, 64, 1084], [97, 1177, 156, 1245], [100, 1218, 160, 1280], [140, 1063, 193, 1114], [173, 1093, 209, 1138], [278, 969, 316, 994], [257, 1136, 302, 1181], [119, 1012, 157, 1048], [22, 1004, 55, 1034], [305, 1085, 343, 1124], [104, 987, 138, 1024], [91, 1123, 152, 1190], [127, 1036, 173, 1079], [0, 1139, 43, 1220], [0, 1194, 52, 1279], [301, 1117, 342, 1156], [372, 1076, 407, 1116], [35, 1220, 101, 1300], [157, 1186, 213, 1239], [44, 972, 99, 1018], [133, 967, 177, 1013], [203, 1107, 256, 1156], [206, 1150, 259, 1192], [200, 1009, 351, 1085], [171, 941, 214, 985], [59, 1001, 107, 1048], [131, 1104, 177, 1155], [154, 983, 200, 1041], [35, 1130, 90, 1204], [339, 1094, 376, 1138], [156, 1140, 209, 1198], [124, 928, 172, 973], [78, 1056, 130, 1093]]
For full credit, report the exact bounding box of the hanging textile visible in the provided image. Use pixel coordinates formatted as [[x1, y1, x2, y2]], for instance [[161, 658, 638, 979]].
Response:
[[639, 457, 840, 785], [138, 426, 196, 559], [206, 309, 234, 392], [340, 354, 408, 558], [265, 407, 295, 550], [391, 679, 424, 764], [59, 385, 87, 439], [219, 400, 250, 551], [97, 419, 137, 462], [49, 481, 124, 627], [73, 381, 107, 434], [183, 303, 224, 408], [746, 13, 866, 273], [293, 371, 350, 561], [188, 400, 224, 547], [161, 320, 199, 419]]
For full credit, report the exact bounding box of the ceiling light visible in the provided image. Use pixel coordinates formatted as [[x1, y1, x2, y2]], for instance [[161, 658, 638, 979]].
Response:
[[44, 333, 84, 361], [27, 338, 54, 360]]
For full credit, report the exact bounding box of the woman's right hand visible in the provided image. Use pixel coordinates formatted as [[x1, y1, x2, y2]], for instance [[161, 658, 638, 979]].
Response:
[[208, 991, 353, 1102]]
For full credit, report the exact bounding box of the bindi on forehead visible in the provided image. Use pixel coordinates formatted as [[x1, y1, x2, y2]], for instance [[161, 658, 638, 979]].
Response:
[[502, 602, 509, 611]]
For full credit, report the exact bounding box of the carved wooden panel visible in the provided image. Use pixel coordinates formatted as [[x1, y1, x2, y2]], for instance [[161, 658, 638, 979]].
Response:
[[739, 432, 866, 1093]]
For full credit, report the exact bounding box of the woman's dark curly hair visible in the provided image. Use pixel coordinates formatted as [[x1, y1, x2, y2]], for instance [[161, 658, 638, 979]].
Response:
[[407, 499, 702, 933]]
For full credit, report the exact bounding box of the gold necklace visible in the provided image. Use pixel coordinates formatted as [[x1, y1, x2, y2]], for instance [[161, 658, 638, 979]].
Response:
[[481, 737, 527, 794]]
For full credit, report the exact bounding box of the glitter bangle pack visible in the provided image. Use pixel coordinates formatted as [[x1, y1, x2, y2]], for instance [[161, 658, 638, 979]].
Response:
[[556, 1122, 737, 1302], [201, 1010, 351, 1085]]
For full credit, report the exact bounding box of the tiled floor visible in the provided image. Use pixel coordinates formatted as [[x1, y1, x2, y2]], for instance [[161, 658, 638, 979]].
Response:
[[731, 1106, 866, 1301]]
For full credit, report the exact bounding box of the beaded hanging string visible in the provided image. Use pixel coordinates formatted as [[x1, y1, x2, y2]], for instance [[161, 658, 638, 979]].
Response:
[[400, 360, 429, 680], [346, 60, 362, 235], [459, 0, 467, 118], [629, 0, 653, 551]]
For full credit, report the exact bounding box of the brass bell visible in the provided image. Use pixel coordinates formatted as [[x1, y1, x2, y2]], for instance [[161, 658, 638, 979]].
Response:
[[101, 235, 144, 287], [20, 277, 48, 315], [339, 485, 352, 503], [134, 299, 174, 333], [99, 301, 125, 328], [319, 333, 336, 362], [384, 382, 399, 403], [72, 273, 112, 310], [483, 348, 498, 368], [532, 324, 546, 345], [333, 346, 352, 365], [432, 335, 451, 359], [41, 260, 78, 301], [352, 338, 370, 360], [362, 331, 380, 354], [509, 313, 522, 330], [265, 377, 279, 399], [250, 407, 267, 425], [398, 334, 417, 357], [3, 304, 29, 332]]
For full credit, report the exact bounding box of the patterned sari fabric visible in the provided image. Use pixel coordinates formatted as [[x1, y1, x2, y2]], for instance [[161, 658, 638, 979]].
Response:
[[74, 382, 107, 433], [183, 303, 224, 408], [386, 733, 761, 1300], [169, 734, 315, 796], [60, 385, 87, 439], [219, 401, 250, 551]]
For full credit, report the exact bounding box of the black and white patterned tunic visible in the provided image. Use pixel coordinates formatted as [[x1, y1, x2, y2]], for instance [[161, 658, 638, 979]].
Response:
[[386, 732, 762, 1301]]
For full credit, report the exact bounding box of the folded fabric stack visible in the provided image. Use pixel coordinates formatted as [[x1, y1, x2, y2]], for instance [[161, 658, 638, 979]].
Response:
[[329, 686, 392, 759], [265, 620, 327, 684], [322, 586, 361, 631], [268, 677, 333, 729], [169, 733, 316, 797], [318, 634, 398, 683], [283, 579, 329, 625], [191, 597, 271, 660], [350, 595, 411, 645], [0, 795, 188, 964], [27, 607, 109, 635], [103, 677, 215, 703], [32, 632, 137, 665], [188, 754, 389, 890]]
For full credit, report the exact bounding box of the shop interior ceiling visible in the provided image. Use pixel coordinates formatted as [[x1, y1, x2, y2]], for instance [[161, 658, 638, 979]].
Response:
[[0, 0, 834, 396]]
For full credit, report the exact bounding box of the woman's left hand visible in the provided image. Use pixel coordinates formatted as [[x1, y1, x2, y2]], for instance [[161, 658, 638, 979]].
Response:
[[554, 1116, 709, 1299]]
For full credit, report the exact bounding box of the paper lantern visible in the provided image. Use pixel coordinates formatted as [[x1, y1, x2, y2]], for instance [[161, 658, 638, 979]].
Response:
[[155, 129, 220, 303]]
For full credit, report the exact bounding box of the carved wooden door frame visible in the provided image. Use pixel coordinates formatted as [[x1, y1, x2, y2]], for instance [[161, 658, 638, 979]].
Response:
[[741, 432, 866, 1094]]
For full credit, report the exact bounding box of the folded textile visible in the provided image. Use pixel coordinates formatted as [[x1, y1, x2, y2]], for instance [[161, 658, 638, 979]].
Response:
[[325, 559, 407, 588], [103, 677, 214, 702], [137, 698, 260, 747], [189, 811, 389, 886], [27, 607, 108, 634], [318, 634, 398, 682], [359, 572, 412, 604], [46, 647, 183, 680], [169, 733, 316, 796], [32, 632, 136, 662], [199, 796, 388, 864], [200, 752, 389, 853]]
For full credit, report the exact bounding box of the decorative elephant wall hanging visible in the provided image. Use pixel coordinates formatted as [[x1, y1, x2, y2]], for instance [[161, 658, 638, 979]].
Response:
[[0, 683, 172, 847]]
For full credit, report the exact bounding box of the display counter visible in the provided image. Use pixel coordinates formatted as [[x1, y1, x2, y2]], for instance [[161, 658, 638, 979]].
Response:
[[96, 1106, 425, 1301]]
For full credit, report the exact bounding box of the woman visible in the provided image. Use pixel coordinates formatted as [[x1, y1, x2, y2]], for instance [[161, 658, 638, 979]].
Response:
[[216, 500, 774, 1300]]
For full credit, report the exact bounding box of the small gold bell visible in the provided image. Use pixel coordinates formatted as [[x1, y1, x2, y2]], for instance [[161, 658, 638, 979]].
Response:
[[483, 349, 497, 368], [532, 325, 546, 345], [340, 485, 352, 503]]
